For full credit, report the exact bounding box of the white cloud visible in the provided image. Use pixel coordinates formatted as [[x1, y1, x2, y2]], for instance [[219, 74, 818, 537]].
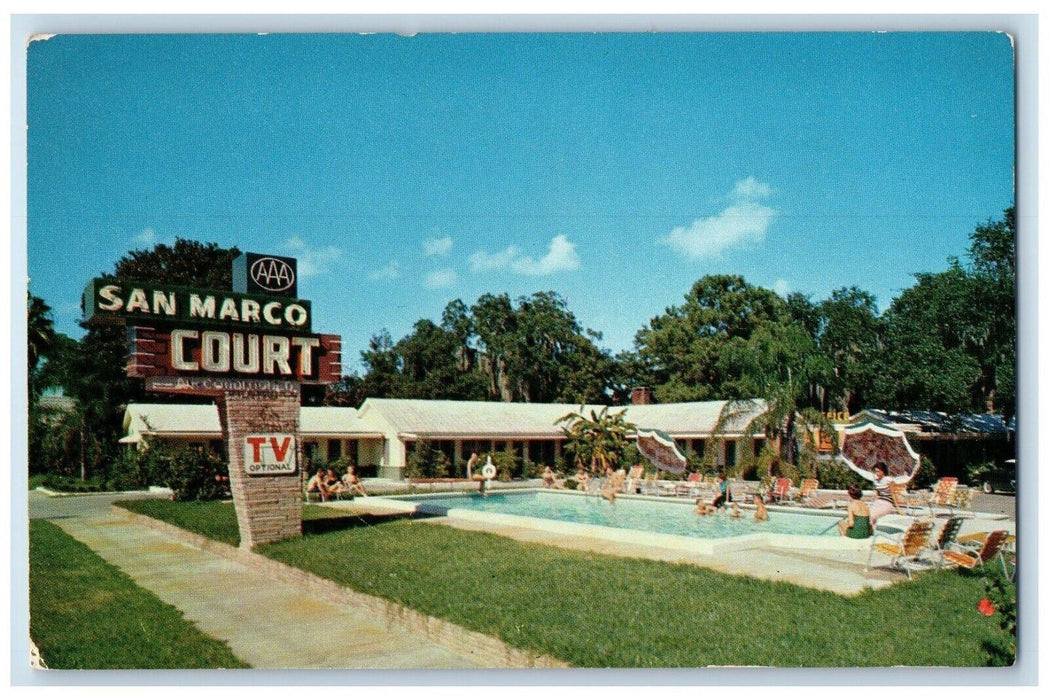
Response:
[[773, 279, 791, 297], [133, 227, 158, 246], [423, 236, 453, 257], [424, 267, 457, 289], [284, 237, 341, 277], [469, 235, 581, 276], [662, 177, 778, 260], [368, 260, 401, 280], [730, 176, 773, 201]]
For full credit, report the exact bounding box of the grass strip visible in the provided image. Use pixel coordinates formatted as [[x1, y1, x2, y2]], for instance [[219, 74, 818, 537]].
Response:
[[124, 500, 1013, 668], [29, 519, 249, 669]]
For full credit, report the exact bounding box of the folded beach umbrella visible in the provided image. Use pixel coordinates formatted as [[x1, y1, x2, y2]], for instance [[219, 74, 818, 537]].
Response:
[[839, 421, 921, 482], [635, 427, 687, 474]]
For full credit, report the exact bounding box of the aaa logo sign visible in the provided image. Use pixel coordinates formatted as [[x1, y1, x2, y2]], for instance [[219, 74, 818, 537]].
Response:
[[244, 434, 297, 475]]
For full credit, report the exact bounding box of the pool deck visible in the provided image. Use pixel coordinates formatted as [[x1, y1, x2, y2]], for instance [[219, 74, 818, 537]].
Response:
[[325, 491, 1015, 596]]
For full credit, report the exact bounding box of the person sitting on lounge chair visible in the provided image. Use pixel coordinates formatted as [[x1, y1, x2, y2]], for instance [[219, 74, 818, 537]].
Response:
[[854, 462, 909, 525], [836, 485, 872, 538], [574, 468, 591, 491], [542, 466, 557, 488], [341, 465, 367, 497], [324, 469, 345, 497], [306, 468, 329, 501]]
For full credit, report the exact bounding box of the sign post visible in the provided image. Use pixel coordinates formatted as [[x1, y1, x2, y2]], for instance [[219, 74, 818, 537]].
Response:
[[85, 252, 340, 547]]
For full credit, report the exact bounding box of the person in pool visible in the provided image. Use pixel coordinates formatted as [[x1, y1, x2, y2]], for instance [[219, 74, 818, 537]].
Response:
[[837, 484, 872, 538]]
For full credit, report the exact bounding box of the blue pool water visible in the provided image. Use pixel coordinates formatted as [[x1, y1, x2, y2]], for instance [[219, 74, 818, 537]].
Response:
[[399, 491, 841, 539]]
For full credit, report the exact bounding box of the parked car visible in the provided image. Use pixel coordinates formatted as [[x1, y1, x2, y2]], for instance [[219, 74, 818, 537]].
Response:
[[980, 458, 1016, 494]]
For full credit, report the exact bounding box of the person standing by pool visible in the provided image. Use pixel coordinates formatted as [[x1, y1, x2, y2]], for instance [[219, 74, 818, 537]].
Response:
[[466, 452, 479, 479], [855, 462, 908, 525], [836, 484, 872, 538]]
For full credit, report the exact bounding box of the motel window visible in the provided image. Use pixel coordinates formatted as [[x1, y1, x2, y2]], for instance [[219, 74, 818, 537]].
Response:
[[461, 439, 486, 458], [528, 440, 557, 467], [328, 439, 342, 461], [304, 441, 319, 465], [725, 440, 737, 467], [345, 440, 359, 465], [209, 440, 225, 458], [691, 439, 706, 457], [434, 440, 456, 463], [493, 440, 508, 454]]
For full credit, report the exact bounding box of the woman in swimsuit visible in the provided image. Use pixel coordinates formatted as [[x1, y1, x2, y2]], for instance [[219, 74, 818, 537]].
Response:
[[837, 484, 872, 538]]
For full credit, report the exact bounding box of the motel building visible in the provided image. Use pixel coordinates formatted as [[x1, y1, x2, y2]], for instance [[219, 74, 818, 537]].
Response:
[[121, 396, 768, 481]]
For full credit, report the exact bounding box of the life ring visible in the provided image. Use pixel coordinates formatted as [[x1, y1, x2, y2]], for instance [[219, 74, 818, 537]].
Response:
[[481, 462, 497, 480]]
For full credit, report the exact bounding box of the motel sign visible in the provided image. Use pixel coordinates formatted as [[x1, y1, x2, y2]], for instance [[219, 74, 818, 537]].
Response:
[[83, 251, 340, 546]]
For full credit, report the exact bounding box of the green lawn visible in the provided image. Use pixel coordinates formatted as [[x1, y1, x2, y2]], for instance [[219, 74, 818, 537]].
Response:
[[29, 520, 250, 669], [118, 499, 1013, 668]]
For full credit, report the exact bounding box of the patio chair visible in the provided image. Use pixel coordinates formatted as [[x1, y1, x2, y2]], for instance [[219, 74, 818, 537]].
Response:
[[865, 519, 936, 580], [924, 477, 959, 516], [675, 472, 703, 498], [927, 516, 965, 569], [943, 529, 1012, 578], [770, 477, 793, 504], [797, 478, 820, 501], [949, 486, 975, 518], [888, 482, 925, 516]]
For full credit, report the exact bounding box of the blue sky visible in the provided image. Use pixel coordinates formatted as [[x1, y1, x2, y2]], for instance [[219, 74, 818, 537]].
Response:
[[27, 32, 1015, 374]]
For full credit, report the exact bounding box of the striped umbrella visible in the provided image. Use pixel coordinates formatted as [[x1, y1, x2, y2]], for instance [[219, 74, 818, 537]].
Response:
[[635, 427, 687, 474], [839, 421, 921, 482]]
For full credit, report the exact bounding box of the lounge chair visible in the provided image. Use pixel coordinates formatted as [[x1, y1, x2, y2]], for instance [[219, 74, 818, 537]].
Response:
[[675, 472, 703, 498], [770, 477, 793, 504], [944, 529, 1013, 578], [888, 482, 925, 516], [927, 516, 965, 569], [797, 478, 820, 502], [865, 519, 936, 580], [950, 486, 975, 518], [923, 477, 959, 516]]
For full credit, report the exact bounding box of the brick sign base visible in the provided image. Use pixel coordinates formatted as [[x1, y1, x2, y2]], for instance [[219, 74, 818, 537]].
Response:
[[215, 385, 303, 548]]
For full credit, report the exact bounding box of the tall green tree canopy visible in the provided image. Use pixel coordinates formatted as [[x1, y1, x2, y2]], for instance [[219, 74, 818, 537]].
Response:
[[355, 291, 615, 404], [872, 208, 1015, 418]]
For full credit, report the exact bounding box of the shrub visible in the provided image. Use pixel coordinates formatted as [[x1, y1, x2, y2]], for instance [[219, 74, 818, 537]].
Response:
[[982, 567, 1017, 666], [405, 441, 450, 479], [145, 444, 229, 501], [815, 459, 866, 491], [490, 447, 519, 481]]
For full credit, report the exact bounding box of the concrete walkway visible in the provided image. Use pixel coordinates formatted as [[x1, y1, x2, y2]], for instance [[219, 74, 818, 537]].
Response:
[[50, 507, 485, 669]]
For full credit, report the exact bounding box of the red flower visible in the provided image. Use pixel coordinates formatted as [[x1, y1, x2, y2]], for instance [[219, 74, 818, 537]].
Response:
[[978, 598, 996, 616]]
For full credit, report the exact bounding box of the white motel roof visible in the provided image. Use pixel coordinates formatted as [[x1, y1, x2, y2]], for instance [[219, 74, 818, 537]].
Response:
[[122, 403, 383, 443], [122, 398, 766, 444], [358, 398, 765, 439]]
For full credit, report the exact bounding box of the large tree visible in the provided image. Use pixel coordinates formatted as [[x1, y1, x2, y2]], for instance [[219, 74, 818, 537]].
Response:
[[632, 275, 792, 402], [872, 208, 1015, 418], [67, 238, 243, 470], [815, 287, 883, 414]]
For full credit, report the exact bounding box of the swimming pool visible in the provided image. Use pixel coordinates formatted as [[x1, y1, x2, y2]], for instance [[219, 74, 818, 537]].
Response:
[[395, 490, 842, 540]]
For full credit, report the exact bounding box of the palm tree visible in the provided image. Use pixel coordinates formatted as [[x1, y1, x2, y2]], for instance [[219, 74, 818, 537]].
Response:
[[556, 405, 636, 475], [27, 293, 54, 374]]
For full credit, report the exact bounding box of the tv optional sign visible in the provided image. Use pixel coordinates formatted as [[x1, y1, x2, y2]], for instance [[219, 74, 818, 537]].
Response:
[[243, 434, 297, 476]]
